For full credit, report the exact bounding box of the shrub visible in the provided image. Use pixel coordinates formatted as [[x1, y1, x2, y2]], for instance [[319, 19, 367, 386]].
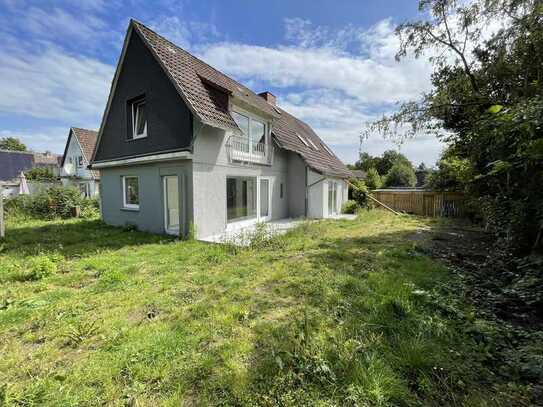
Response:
[[365, 167, 382, 190], [350, 179, 370, 208], [24, 168, 57, 182], [5, 186, 90, 219], [342, 200, 359, 214], [24, 256, 58, 281]]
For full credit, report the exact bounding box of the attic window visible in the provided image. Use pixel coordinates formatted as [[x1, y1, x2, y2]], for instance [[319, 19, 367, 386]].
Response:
[[307, 138, 319, 150], [322, 143, 334, 156], [129, 96, 147, 140], [296, 133, 309, 147]]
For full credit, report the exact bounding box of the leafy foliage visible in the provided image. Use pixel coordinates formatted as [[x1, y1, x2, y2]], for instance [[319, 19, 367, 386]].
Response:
[[383, 161, 417, 187], [365, 167, 382, 190], [24, 167, 57, 182], [0, 137, 27, 151], [425, 148, 472, 191], [350, 179, 370, 208], [341, 199, 358, 214], [366, 0, 543, 254], [5, 186, 97, 220]]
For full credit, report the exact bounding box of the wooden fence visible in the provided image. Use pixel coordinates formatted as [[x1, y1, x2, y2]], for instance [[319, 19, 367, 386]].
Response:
[[371, 190, 467, 218]]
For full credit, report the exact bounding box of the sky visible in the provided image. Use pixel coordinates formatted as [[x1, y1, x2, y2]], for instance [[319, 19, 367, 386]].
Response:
[[0, 0, 448, 166]]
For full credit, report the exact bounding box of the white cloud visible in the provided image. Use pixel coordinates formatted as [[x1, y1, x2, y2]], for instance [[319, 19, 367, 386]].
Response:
[[0, 43, 114, 123], [0, 127, 69, 154]]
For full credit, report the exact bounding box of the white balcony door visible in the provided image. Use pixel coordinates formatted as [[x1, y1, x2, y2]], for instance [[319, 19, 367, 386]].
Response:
[[163, 176, 180, 235]]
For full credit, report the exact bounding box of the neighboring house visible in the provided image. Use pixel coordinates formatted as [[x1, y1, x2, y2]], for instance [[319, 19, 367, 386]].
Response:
[[60, 127, 100, 198], [90, 20, 352, 238], [0, 149, 62, 198]]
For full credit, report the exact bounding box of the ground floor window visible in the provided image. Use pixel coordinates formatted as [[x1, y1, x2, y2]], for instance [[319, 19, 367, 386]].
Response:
[[123, 176, 140, 209], [226, 176, 256, 222]]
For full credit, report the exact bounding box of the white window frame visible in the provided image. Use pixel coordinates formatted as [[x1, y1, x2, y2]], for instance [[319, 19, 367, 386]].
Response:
[[122, 176, 140, 210], [131, 99, 147, 140], [231, 107, 270, 150], [307, 138, 319, 150], [296, 133, 309, 147], [257, 176, 273, 222], [76, 156, 83, 168]]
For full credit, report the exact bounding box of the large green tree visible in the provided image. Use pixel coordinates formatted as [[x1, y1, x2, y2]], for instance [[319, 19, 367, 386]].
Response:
[[366, 0, 543, 253], [0, 137, 27, 151]]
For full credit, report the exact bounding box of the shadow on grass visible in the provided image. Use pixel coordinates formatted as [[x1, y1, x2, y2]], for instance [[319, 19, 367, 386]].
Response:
[[1, 219, 174, 259]]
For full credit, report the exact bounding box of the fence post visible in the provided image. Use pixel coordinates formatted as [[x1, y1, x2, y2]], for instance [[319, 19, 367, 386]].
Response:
[[0, 192, 5, 239]]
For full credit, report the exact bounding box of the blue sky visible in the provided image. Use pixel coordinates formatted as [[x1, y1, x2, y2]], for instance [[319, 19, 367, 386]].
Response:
[[0, 0, 446, 165]]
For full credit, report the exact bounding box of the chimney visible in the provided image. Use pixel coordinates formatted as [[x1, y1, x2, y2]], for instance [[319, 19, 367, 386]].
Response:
[[258, 91, 276, 106]]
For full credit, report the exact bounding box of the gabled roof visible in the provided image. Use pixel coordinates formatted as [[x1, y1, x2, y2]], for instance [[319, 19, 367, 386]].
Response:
[[0, 150, 34, 181], [61, 127, 99, 178], [94, 19, 351, 178]]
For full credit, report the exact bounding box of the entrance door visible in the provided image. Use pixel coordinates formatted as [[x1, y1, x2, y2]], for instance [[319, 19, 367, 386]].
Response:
[[163, 176, 180, 235], [259, 178, 271, 222]]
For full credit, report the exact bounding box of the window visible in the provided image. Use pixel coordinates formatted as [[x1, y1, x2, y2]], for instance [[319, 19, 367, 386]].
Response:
[[232, 110, 267, 152], [76, 156, 83, 168], [130, 97, 147, 139], [328, 182, 338, 215], [307, 138, 319, 150], [296, 133, 309, 147], [280, 183, 284, 199], [322, 143, 334, 156], [226, 176, 256, 222], [123, 176, 140, 209]]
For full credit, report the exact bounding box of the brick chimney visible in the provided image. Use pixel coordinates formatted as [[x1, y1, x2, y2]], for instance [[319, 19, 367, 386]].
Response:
[[258, 91, 276, 105]]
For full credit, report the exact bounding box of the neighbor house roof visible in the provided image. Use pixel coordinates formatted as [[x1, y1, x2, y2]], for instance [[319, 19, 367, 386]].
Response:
[[61, 127, 99, 178], [351, 170, 366, 179], [129, 20, 351, 178], [0, 150, 34, 181]]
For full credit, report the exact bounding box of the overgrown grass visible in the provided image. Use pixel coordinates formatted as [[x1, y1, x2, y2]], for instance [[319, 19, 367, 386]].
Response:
[[0, 212, 532, 405]]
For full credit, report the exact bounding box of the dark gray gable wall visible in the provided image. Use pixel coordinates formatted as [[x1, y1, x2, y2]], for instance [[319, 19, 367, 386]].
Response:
[[93, 31, 193, 162]]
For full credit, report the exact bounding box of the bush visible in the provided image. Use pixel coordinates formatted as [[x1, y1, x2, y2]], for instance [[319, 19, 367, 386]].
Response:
[[350, 179, 369, 208], [342, 200, 359, 214], [5, 186, 94, 219], [24, 168, 57, 182], [365, 167, 382, 190]]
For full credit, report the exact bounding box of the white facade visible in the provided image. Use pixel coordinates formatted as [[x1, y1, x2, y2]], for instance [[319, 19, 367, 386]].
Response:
[[61, 132, 99, 198]]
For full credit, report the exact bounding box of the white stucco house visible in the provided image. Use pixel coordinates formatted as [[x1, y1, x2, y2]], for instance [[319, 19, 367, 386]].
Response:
[[89, 20, 353, 239], [60, 127, 100, 198]]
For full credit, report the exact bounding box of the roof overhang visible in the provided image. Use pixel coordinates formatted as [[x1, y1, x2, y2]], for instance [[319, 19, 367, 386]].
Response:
[[90, 150, 193, 169]]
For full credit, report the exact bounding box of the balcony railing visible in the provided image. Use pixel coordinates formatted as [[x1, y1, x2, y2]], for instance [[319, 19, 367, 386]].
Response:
[[227, 135, 274, 165]]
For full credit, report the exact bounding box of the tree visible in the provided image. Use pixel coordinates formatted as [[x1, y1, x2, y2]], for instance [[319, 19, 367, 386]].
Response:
[[366, 0, 543, 253], [0, 137, 27, 151], [415, 162, 434, 187], [365, 167, 382, 190], [383, 161, 417, 187], [375, 150, 411, 176], [355, 152, 379, 172]]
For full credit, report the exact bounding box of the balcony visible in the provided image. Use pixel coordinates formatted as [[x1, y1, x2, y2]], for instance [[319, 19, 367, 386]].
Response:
[[227, 135, 274, 165]]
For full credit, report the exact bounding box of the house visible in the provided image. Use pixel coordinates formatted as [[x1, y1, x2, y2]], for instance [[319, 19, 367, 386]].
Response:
[[60, 127, 100, 198], [0, 149, 62, 198], [90, 20, 352, 238], [0, 149, 61, 182]]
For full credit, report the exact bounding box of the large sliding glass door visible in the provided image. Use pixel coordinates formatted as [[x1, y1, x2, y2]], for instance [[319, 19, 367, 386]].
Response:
[[226, 176, 272, 225], [227, 177, 257, 223]]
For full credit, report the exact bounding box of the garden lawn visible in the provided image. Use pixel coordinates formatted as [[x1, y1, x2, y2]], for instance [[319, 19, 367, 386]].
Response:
[[0, 212, 531, 406]]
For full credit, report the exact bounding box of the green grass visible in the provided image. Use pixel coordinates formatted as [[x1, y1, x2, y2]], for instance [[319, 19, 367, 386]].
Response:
[[0, 212, 531, 406]]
